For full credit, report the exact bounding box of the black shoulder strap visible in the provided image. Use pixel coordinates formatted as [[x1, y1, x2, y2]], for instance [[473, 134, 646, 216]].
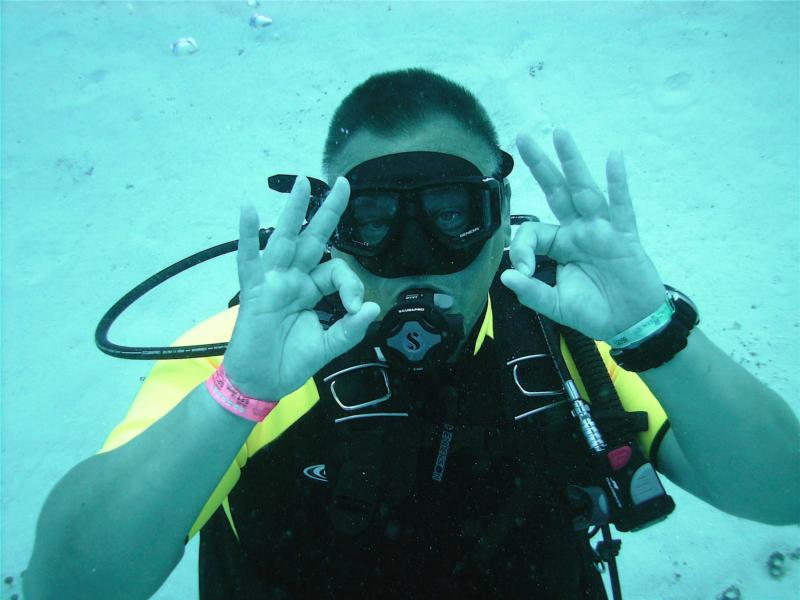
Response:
[[490, 251, 648, 448]]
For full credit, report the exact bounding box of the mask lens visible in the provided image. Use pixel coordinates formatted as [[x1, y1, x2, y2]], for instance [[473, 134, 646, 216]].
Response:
[[342, 192, 399, 250], [421, 183, 489, 245]]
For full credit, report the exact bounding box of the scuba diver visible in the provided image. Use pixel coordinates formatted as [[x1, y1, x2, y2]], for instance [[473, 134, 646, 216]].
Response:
[[24, 68, 799, 600]]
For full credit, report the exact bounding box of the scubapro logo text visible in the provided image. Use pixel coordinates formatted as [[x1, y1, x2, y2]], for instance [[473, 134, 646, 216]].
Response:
[[432, 425, 454, 482]]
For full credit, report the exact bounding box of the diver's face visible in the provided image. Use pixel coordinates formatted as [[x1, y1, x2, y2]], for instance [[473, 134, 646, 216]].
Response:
[[325, 115, 511, 350]]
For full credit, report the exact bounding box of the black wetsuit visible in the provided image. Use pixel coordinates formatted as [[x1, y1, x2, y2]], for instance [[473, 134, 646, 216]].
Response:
[[198, 323, 609, 600]]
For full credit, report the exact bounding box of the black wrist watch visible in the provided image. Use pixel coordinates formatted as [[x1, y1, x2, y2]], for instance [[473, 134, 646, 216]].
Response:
[[609, 286, 700, 372]]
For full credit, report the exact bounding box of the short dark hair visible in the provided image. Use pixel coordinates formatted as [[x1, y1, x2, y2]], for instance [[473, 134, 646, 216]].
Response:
[[322, 68, 501, 180]]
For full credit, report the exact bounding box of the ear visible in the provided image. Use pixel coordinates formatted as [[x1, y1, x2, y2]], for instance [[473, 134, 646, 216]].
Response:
[[501, 179, 512, 247]]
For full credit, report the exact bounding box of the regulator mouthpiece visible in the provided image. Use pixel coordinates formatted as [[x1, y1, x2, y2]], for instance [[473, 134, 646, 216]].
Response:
[[367, 288, 463, 373]]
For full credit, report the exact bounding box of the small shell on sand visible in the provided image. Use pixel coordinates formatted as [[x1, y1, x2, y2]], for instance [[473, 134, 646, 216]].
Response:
[[171, 37, 199, 56], [249, 14, 273, 28]]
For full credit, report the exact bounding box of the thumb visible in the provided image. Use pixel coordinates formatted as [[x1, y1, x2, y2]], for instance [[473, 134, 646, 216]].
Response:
[[321, 301, 381, 361], [500, 269, 559, 321]]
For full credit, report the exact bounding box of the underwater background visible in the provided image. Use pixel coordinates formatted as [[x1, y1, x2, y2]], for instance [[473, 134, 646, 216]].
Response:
[[1, 1, 798, 599]]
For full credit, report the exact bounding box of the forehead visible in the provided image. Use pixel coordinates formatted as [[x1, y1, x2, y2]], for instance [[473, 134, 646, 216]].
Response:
[[327, 116, 497, 180]]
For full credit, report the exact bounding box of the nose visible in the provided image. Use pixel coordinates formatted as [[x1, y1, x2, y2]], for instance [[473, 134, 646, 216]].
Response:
[[393, 218, 440, 275]]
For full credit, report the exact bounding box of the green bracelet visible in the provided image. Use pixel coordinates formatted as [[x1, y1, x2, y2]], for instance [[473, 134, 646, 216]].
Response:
[[606, 295, 675, 349]]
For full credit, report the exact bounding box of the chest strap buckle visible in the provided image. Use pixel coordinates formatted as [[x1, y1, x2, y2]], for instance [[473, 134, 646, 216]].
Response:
[[324, 363, 392, 411], [324, 363, 410, 423], [507, 354, 569, 421]]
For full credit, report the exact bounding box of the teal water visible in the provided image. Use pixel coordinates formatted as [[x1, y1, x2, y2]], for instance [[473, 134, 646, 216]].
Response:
[[2, 2, 798, 599]]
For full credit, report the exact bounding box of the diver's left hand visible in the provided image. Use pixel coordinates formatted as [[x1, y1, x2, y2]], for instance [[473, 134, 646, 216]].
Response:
[[500, 128, 667, 343]]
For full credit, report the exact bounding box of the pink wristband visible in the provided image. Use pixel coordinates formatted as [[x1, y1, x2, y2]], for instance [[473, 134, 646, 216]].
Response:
[[206, 364, 277, 422]]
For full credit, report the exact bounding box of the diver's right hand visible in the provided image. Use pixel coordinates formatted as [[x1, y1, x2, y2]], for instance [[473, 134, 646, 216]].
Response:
[[222, 176, 380, 402]]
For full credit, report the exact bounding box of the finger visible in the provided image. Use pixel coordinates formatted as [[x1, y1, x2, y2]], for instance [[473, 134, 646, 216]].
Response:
[[508, 222, 536, 277], [500, 269, 559, 321], [508, 221, 560, 274], [308, 258, 365, 314], [606, 150, 638, 235], [294, 176, 350, 272], [236, 203, 264, 292], [322, 301, 381, 362], [551, 128, 609, 220], [262, 176, 310, 272], [516, 132, 578, 223]]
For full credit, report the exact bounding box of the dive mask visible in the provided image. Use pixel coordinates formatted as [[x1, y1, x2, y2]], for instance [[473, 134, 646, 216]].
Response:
[[268, 150, 513, 278]]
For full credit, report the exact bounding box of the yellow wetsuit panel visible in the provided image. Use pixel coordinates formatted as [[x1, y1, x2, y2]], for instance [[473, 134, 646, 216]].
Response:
[[97, 295, 668, 544]]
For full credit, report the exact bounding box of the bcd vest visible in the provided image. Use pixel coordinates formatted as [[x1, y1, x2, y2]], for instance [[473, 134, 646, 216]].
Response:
[[303, 251, 649, 598]]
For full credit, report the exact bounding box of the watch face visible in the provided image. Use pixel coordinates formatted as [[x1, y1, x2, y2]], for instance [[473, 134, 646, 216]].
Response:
[[665, 286, 700, 325]]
